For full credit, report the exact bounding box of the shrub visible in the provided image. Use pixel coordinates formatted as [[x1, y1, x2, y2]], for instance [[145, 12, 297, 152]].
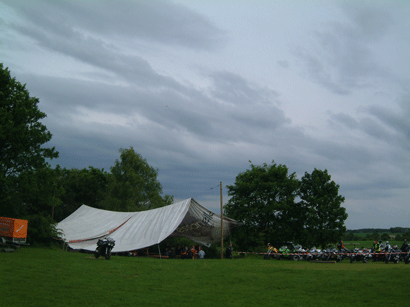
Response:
[[26, 215, 61, 246]]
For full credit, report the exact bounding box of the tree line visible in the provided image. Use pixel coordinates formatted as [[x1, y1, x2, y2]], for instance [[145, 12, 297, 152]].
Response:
[[225, 162, 348, 251], [344, 229, 410, 242]]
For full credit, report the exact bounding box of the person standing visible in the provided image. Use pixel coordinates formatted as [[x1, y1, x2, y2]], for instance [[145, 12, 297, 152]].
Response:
[[226, 243, 233, 259], [191, 246, 198, 259], [401, 239, 409, 252], [372, 240, 380, 252], [384, 241, 392, 252], [198, 246, 206, 259]]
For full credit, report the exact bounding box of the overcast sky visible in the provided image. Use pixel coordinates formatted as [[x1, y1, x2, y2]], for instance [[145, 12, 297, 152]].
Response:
[[1, 0, 409, 229]]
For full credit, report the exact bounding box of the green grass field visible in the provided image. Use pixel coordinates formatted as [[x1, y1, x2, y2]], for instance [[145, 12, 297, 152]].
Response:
[[1, 247, 410, 307]]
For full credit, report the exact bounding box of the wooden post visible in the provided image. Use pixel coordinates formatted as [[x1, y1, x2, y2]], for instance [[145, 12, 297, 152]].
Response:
[[220, 181, 223, 259], [52, 194, 55, 220]]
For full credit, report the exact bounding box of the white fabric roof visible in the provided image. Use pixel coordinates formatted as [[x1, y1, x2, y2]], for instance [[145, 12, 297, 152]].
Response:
[[56, 198, 237, 252]]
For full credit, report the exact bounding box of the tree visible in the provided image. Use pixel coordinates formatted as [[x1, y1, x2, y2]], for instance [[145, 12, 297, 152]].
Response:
[[53, 166, 109, 221], [101, 147, 173, 211], [298, 169, 347, 248], [371, 232, 381, 241], [14, 166, 63, 218], [0, 63, 58, 216], [381, 233, 390, 241], [224, 161, 300, 250]]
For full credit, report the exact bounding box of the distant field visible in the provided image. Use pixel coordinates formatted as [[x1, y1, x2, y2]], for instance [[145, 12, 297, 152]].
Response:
[[1, 246, 410, 306], [347, 232, 399, 238], [343, 241, 402, 249]]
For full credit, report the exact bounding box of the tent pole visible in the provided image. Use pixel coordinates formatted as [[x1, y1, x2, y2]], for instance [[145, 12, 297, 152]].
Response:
[[158, 244, 161, 259], [220, 181, 223, 259]]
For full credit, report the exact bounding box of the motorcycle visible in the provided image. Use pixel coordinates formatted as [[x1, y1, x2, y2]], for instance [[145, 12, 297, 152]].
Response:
[[404, 253, 410, 264], [94, 237, 115, 260], [277, 242, 304, 261], [384, 247, 400, 264], [264, 244, 278, 259], [348, 248, 370, 263]]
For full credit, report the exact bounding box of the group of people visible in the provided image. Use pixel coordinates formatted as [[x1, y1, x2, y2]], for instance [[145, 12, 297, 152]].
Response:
[[162, 243, 233, 259], [336, 239, 409, 253], [164, 244, 206, 259], [372, 239, 409, 253]]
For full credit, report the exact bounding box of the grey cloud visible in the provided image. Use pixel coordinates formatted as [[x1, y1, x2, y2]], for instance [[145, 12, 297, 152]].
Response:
[[367, 105, 410, 141], [2, 0, 225, 50], [294, 48, 351, 95], [43, 70, 286, 144], [314, 140, 373, 166], [24, 67, 293, 165], [329, 103, 410, 149], [277, 60, 289, 68], [209, 71, 280, 105], [359, 116, 393, 140], [294, 3, 400, 95], [330, 111, 399, 142], [329, 113, 359, 129], [340, 2, 393, 41], [315, 24, 387, 85], [12, 21, 182, 88]]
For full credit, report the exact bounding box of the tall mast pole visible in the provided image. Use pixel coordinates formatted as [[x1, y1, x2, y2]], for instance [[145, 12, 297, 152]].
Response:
[[220, 181, 223, 259]]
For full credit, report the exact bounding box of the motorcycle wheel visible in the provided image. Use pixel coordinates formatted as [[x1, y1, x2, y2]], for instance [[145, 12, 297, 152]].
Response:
[[405, 257, 410, 264], [385, 257, 389, 264], [94, 250, 100, 259], [105, 248, 112, 260], [362, 258, 368, 263]]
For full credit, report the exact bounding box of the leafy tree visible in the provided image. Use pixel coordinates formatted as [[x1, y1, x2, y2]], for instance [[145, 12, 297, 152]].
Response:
[[402, 231, 410, 240], [101, 147, 173, 211], [224, 161, 300, 250], [298, 169, 347, 248], [14, 166, 63, 217], [0, 63, 58, 217], [54, 166, 108, 221], [390, 227, 409, 233], [343, 232, 355, 241], [381, 233, 390, 241], [371, 232, 381, 241], [26, 214, 61, 246]]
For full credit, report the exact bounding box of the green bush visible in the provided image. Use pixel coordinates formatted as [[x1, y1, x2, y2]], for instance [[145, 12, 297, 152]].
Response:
[[26, 215, 61, 246], [203, 244, 218, 259]]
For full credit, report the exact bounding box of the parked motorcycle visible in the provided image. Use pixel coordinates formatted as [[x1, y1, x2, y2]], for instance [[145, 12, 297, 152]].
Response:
[[264, 244, 278, 259], [404, 253, 410, 264], [384, 246, 400, 264], [94, 237, 115, 260]]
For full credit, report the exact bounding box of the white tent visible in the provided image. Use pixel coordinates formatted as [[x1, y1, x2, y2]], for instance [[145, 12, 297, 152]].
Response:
[[57, 198, 237, 252]]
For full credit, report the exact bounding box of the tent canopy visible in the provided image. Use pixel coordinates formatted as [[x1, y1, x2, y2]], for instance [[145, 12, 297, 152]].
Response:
[[57, 198, 237, 252]]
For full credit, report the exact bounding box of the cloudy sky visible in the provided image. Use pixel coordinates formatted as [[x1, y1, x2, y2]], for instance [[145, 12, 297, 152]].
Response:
[[1, 0, 409, 229]]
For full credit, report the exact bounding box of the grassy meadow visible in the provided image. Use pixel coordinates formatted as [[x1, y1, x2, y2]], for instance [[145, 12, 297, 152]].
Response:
[[1, 246, 410, 306]]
